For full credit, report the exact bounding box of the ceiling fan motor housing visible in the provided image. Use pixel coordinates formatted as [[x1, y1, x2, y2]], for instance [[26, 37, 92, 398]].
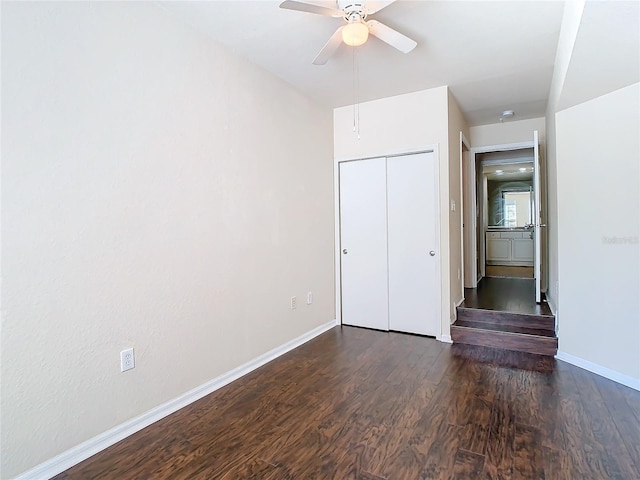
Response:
[[339, 2, 367, 21]]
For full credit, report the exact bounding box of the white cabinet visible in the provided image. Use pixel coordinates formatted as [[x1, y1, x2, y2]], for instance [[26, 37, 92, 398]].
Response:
[[487, 238, 511, 261], [486, 231, 533, 266], [512, 238, 534, 263]]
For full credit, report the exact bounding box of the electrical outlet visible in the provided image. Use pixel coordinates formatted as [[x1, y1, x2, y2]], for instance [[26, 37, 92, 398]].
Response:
[[120, 348, 135, 372], [306, 291, 313, 305], [290, 296, 297, 310]]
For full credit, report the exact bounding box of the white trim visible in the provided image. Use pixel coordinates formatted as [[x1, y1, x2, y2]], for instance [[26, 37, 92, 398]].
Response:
[[533, 130, 542, 303], [15, 320, 338, 480], [466, 137, 544, 289], [556, 351, 640, 392], [438, 334, 453, 344], [471, 140, 534, 154], [467, 149, 479, 286], [459, 132, 467, 298], [461, 133, 471, 151], [432, 146, 443, 340], [334, 159, 342, 327]]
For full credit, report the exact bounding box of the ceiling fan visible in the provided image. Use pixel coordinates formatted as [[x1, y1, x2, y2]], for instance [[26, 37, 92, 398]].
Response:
[[279, 0, 417, 65]]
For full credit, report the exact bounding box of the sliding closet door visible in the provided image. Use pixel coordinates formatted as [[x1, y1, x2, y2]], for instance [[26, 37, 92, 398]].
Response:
[[339, 158, 389, 331], [386, 152, 439, 336]]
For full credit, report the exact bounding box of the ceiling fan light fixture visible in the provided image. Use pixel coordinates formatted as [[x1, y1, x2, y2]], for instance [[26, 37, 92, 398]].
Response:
[[342, 21, 369, 46]]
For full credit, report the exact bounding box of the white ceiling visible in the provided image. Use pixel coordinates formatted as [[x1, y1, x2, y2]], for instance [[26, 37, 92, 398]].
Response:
[[159, 0, 566, 126]]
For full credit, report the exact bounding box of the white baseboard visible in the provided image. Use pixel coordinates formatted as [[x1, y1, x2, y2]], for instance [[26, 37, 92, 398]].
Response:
[[15, 320, 338, 480], [556, 351, 640, 392], [438, 334, 453, 344]]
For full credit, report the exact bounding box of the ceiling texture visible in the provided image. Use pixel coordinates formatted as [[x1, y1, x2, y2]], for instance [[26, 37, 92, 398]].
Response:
[[159, 1, 567, 126]]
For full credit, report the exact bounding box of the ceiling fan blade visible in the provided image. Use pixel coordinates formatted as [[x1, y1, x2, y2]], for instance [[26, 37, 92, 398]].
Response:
[[365, 0, 396, 15], [313, 26, 345, 65], [279, 0, 343, 17], [367, 19, 417, 53]]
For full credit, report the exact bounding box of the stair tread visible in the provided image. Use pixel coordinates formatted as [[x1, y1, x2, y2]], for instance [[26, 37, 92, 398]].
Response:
[[452, 319, 557, 338]]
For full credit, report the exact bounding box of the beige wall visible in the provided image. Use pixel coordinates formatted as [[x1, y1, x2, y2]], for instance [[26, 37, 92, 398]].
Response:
[[1, 2, 334, 477], [333, 86, 454, 339], [470, 117, 545, 148], [447, 92, 469, 319], [555, 83, 639, 382]]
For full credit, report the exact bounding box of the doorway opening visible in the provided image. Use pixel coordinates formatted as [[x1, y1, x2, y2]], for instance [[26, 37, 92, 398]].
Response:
[[481, 150, 535, 280], [462, 134, 545, 300], [454, 132, 555, 356]]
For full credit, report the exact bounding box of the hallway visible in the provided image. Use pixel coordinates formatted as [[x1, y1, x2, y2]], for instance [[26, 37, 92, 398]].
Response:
[[461, 277, 551, 317]]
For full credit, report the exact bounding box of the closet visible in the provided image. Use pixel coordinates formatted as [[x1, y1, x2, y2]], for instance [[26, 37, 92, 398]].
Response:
[[338, 151, 440, 336]]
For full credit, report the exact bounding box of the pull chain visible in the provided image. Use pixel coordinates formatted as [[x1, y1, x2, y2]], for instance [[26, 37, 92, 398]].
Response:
[[352, 46, 360, 140]]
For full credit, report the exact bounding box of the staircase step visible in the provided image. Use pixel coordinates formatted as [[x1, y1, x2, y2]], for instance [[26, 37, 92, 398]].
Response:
[[451, 320, 558, 356], [456, 307, 555, 331], [453, 319, 556, 337]]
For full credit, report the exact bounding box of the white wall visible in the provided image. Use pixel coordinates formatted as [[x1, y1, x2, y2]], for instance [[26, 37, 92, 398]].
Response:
[[545, 0, 585, 312], [1, 2, 334, 478], [555, 83, 640, 383], [545, 0, 639, 388], [333, 86, 453, 339]]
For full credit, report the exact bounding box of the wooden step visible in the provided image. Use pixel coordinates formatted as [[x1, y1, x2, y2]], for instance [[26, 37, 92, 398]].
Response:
[[451, 319, 558, 356], [456, 306, 555, 331]]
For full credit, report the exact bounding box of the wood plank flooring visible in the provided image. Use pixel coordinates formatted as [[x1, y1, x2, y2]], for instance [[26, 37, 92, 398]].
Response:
[[54, 326, 640, 480], [461, 277, 552, 317]]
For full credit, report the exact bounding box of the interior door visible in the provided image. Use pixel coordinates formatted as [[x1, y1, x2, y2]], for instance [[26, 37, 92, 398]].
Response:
[[339, 158, 389, 331], [533, 131, 542, 302], [386, 152, 439, 336]]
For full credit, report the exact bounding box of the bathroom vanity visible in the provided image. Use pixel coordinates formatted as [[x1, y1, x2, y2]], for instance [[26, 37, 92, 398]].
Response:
[[486, 229, 534, 266]]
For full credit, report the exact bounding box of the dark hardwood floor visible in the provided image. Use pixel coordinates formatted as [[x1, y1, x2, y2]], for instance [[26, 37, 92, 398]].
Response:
[[461, 277, 552, 317], [54, 326, 640, 480]]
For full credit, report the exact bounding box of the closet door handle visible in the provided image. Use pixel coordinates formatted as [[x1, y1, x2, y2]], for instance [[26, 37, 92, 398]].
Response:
[[429, 250, 436, 256], [343, 249, 348, 254]]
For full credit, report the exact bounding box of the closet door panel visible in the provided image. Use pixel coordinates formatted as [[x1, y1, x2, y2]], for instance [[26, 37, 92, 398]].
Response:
[[387, 152, 439, 336], [339, 158, 389, 331]]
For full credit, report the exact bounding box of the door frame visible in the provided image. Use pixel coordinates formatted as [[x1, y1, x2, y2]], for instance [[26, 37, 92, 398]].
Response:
[[334, 145, 441, 336], [465, 140, 537, 288], [459, 132, 471, 295]]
